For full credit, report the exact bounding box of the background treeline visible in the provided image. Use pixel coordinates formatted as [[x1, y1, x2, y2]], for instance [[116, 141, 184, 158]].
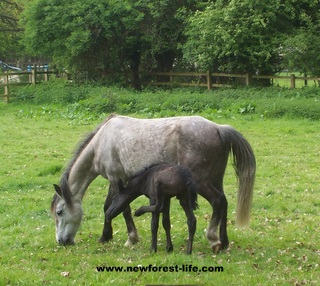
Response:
[[2, 0, 320, 88]]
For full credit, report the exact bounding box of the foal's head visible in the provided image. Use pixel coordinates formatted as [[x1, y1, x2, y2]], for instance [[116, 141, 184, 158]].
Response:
[[51, 184, 83, 245]]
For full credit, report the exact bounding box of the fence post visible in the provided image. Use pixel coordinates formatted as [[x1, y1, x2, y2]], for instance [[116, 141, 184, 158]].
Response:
[[43, 64, 49, 81], [4, 72, 9, 103], [245, 73, 251, 86], [207, 71, 212, 90], [31, 65, 37, 84], [290, 74, 296, 89]]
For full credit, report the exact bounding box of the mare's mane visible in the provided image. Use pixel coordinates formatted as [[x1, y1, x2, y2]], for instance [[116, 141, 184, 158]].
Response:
[[51, 114, 117, 211]]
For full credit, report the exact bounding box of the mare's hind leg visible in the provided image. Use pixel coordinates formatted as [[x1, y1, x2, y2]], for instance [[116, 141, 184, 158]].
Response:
[[199, 184, 228, 253], [179, 196, 196, 255], [162, 197, 173, 252]]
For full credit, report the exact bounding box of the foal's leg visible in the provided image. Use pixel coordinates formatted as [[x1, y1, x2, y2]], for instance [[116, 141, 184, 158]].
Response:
[[179, 196, 197, 255], [150, 211, 160, 253], [135, 188, 163, 217], [162, 197, 173, 252]]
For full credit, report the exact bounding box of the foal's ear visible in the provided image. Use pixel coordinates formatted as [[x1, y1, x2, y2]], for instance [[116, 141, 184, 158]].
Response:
[[53, 184, 63, 197]]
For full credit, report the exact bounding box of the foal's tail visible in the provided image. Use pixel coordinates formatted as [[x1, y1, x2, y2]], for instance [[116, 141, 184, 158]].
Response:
[[218, 125, 256, 227], [186, 178, 199, 211]]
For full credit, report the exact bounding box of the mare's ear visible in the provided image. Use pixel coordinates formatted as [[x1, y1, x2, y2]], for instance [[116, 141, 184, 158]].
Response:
[[53, 184, 63, 197]]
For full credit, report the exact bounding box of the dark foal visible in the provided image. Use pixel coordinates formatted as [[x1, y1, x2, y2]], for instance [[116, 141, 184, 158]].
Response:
[[105, 164, 199, 254]]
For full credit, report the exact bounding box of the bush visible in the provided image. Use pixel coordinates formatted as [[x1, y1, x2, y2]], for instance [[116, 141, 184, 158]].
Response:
[[10, 82, 320, 120]]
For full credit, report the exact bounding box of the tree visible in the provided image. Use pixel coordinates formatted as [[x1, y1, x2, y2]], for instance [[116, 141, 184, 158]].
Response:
[[0, 0, 23, 59], [183, 0, 290, 77], [21, 0, 144, 82], [281, 0, 320, 76], [21, 0, 197, 87], [138, 0, 198, 72]]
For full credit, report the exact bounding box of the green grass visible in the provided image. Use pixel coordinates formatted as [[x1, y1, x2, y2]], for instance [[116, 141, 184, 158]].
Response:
[[0, 85, 319, 285]]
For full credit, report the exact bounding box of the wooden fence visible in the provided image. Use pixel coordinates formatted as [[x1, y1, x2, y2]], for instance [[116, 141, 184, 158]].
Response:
[[0, 66, 53, 103], [2, 69, 320, 103], [147, 71, 320, 89]]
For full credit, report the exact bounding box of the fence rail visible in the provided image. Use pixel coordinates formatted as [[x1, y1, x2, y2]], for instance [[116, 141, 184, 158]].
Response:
[[147, 71, 320, 89], [2, 69, 320, 103], [0, 66, 53, 102]]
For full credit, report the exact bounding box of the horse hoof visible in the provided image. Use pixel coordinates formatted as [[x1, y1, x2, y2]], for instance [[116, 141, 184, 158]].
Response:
[[99, 236, 112, 244], [124, 232, 139, 247], [211, 241, 222, 254], [166, 246, 173, 253]]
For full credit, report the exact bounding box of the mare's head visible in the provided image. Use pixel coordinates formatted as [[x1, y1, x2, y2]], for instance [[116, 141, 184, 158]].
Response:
[[51, 184, 83, 245]]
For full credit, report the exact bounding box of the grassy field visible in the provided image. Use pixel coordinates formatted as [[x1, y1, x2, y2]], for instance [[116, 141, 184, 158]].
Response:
[[0, 84, 319, 285]]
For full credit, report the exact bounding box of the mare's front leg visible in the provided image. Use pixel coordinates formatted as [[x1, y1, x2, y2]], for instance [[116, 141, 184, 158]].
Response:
[[100, 186, 115, 243], [123, 205, 139, 246], [179, 197, 197, 255], [100, 181, 139, 246], [162, 197, 173, 252]]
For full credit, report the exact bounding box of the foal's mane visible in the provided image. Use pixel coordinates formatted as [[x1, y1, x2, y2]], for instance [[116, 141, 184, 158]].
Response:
[[51, 114, 117, 210], [128, 163, 169, 187], [130, 163, 164, 179]]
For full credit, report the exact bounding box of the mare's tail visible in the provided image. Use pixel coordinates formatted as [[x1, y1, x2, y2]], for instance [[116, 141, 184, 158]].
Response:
[[218, 125, 256, 227], [186, 178, 199, 210]]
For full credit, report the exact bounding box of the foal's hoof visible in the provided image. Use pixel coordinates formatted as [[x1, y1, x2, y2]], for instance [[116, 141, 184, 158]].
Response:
[[99, 236, 112, 244], [166, 245, 173, 253]]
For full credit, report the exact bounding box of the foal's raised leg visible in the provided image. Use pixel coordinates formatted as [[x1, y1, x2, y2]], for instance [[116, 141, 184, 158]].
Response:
[[179, 196, 196, 255], [162, 197, 173, 252], [135, 188, 163, 217]]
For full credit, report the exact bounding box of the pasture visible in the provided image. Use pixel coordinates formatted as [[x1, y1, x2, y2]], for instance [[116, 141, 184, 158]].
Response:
[[0, 85, 319, 285]]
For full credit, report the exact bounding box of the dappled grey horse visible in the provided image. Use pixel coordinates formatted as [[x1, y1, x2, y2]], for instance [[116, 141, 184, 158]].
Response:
[[51, 114, 256, 253]]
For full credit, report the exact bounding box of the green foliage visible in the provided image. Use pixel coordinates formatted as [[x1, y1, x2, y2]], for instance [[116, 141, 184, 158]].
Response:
[[20, 0, 198, 84], [4, 0, 320, 83], [282, 25, 320, 76], [10, 81, 320, 121], [0, 0, 23, 58], [182, 0, 320, 77], [21, 0, 142, 78], [183, 0, 287, 74]]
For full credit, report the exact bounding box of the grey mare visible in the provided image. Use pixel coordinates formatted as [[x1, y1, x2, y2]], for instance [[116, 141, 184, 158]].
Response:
[[51, 114, 256, 252]]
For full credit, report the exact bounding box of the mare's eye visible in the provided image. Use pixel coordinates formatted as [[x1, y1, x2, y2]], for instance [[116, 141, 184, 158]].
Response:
[[56, 210, 63, 216]]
